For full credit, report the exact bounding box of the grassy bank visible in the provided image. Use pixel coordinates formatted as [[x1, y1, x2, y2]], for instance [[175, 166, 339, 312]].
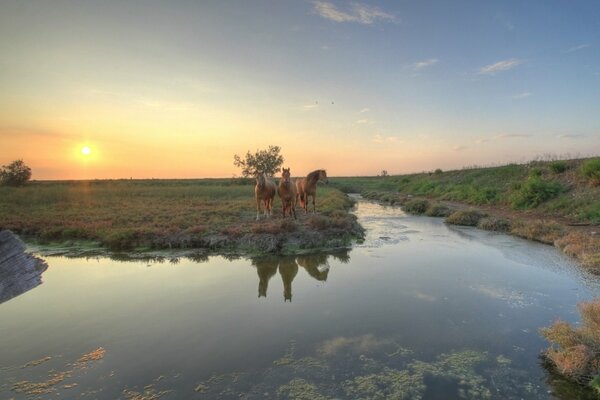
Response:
[[332, 157, 600, 271], [0, 179, 362, 255]]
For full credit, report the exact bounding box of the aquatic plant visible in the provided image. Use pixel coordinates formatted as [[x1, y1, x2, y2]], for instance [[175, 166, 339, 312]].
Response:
[[477, 217, 511, 232], [541, 298, 600, 388], [403, 199, 429, 215]]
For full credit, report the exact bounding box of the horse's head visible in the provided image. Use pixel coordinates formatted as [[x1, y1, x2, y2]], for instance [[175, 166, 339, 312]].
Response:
[[319, 169, 329, 184], [281, 168, 291, 184], [255, 171, 265, 187]]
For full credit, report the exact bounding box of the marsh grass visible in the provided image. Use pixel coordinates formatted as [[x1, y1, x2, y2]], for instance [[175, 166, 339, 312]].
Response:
[[541, 299, 600, 387], [0, 179, 356, 251]]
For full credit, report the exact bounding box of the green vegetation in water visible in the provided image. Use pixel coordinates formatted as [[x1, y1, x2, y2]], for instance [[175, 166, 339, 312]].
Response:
[[446, 209, 487, 227]]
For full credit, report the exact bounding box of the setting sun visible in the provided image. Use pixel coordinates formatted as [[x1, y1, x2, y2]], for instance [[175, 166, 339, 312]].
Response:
[[81, 146, 91, 156]]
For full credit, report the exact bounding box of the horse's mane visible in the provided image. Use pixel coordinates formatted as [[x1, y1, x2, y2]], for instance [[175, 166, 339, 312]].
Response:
[[306, 169, 325, 181]]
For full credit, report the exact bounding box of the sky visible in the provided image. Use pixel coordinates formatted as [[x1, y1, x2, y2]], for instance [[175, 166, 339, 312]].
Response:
[[0, 0, 599, 179]]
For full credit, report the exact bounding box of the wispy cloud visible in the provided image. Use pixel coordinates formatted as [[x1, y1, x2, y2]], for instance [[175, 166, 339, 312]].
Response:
[[453, 145, 468, 151], [494, 133, 531, 139], [478, 58, 522, 75], [373, 134, 401, 144], [475, 138, 490, 144], [558, 133, 585, 139], [355, 119, 369, 124], [566, 44, 590, 53], [360, 107, 370, 113], [513, 92, 532, 99], [413, 58, 438, 70], [312, 1, 396, 24], [302, 103, 319, 110]]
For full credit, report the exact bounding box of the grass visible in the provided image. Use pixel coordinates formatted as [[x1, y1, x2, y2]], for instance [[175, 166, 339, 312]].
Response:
[[0, 179, 360, 252], [332, 158, 599, 222]]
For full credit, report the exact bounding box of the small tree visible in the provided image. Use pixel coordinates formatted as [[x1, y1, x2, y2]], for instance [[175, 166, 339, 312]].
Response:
[[233, 146, 284, 178], [380, 170, 389, 177], [0, 159, 32, 186]]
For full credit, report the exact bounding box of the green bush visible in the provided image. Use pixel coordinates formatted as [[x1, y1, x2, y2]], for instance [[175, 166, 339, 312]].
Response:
[[581, 158, 600, 186], [511, 177, 564, 209], [434, 168, 443, 175], [549, 160, 568, 174], [529, 167, 543, 178], [403, 199, 429, 215], [446, 210, 486, 226], [425, 203, 452, 217]]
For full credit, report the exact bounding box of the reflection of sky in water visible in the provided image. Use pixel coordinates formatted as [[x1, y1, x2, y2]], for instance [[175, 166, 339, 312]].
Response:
[[1, 200, 599, 399]]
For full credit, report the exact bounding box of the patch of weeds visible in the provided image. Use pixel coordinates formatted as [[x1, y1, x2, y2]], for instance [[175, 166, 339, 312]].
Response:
[[446, 210, 486, 226], [403, 199, 429, 215], [550, 161, 569, 174], [477, 217, 511, 232], [277, 378, 329, 400], [510, 220, 565, 244], [425, 203, 452, 217], [540, 298, 600, 387], [511, 177, 564, 209], [581, 158, 600, 186]]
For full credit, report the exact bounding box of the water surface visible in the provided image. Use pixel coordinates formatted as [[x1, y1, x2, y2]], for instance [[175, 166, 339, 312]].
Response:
[[1, 200, 599, 399]]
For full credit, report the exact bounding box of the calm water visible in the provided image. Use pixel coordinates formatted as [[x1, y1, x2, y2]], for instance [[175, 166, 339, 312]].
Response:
[[1, 200, 599, 399]]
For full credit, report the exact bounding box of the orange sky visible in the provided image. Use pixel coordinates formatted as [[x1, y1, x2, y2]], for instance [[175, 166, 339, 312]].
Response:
[[1, 1, 598, 180]]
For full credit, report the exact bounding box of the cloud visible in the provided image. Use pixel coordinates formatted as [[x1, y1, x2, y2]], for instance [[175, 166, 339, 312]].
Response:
[[453, 145, 468, 151], [413, 58, 438, 70], [478, 58, 522, 75], [494, 133, 531, 139], [302, 103, 319, 110], [360, 107, 370, 113], [513, 92, 532, 99], [475, 138, 490, 144], [312, 1, 396, 24], [558, 133, 585, 139], [355, 119, 369, 124], [566, 44, 591, 53], [373, 134, 400, 143], [318, 334, 393, 356]]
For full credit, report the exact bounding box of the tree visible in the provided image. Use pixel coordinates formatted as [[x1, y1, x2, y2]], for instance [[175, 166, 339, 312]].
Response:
[[233, 146, 284, 178], [380, 170, 389, 177], [0, 159, 32, 186]]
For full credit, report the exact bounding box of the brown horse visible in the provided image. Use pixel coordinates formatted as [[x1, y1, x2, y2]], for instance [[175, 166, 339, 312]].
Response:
[[255, 172, 276, 220], [296, 169, 328, 213], [278, 167, 296, 219]]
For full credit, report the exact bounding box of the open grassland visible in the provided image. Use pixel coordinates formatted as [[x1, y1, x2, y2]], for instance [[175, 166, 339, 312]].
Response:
[[0, 179, 362, 254], [332, 157, 600, 271]]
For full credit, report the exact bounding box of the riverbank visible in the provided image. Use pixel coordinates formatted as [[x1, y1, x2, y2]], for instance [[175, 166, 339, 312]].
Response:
[[332, 158, 600, 273], [0, 179, 364, 258]]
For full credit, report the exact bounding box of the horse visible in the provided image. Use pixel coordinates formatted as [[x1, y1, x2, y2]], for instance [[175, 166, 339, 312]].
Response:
[[255, 172, 276, 220], [296, 169, 328, 213], [278, 167, 296, 219]]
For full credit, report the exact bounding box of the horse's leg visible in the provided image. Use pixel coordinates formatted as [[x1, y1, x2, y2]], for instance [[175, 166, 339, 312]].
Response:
[[256, 197, 261, 220], [291, 199, 296, 220], [265, 199, 269, 217], [312, 194, 316, 213]]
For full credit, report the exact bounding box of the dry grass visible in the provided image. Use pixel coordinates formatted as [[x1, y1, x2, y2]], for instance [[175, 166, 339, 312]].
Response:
[[541, 299, 600, 386], [446, 210, 486, 226]]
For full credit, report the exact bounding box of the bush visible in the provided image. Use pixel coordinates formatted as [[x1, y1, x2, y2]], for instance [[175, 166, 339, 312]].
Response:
[[550, 160, 569, 174], [402, 199, 429, 215], [581, 158, 600, 186], [511, 177, 564, 209], [540, 299, 600, 386], [477, 217, 511, 232], [434, 168, 443, 175], [446, 209, 486, 226], [0, 159, 32, 186], [425, 203, 452, 217], [510, 220, 564, 244]]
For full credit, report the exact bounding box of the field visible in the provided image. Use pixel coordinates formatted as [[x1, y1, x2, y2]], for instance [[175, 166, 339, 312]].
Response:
[[0, 179, 362, 255]]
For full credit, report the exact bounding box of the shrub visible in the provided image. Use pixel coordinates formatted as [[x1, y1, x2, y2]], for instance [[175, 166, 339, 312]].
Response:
[[0, 159, 32, 186], [477, 217, 511, 232], [540, 298, 600, 386], [425, 203, 452, 217], [511, 177, 564, 209], [550, 160, 569, 174], [529, 167, 543, 178], [446, 209, 486, 226], [403, 199, 429, 215], [434, 168, 443, 175], [581, 158, 600, 186]]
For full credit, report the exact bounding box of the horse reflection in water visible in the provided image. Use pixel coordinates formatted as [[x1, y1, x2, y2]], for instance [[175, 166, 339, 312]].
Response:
[[251, 250, 350, 302]]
